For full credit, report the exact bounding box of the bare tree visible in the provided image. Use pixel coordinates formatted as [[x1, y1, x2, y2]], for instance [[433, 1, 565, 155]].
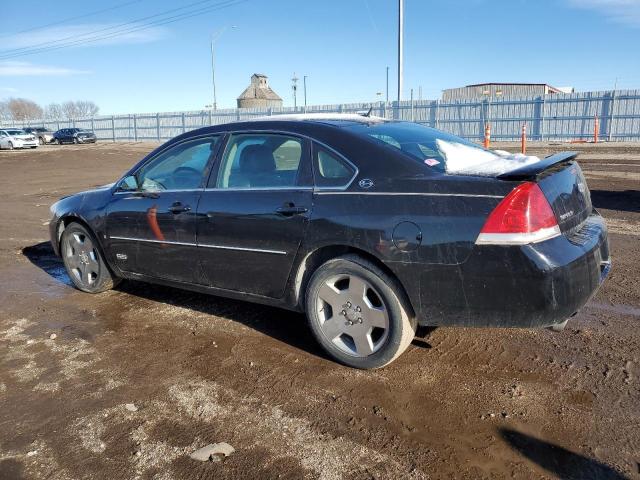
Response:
[[7, 98, 43, 121], [75, 100, 99, 118], [44, 103, 64, 120], [62, 100, 79, 120], [0, 100, 11, 121]]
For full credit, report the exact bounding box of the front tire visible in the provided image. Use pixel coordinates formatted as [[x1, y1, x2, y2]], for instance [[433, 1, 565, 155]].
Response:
[[38, 137, 44, 145], [53, 138, 60, 145], [7, 141, 13, 150], [60, 222, 119, 293], [305, 255, 416, 369]]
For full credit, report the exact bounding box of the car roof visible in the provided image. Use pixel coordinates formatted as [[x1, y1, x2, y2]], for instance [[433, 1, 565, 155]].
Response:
[[242, 113, 389, 127]]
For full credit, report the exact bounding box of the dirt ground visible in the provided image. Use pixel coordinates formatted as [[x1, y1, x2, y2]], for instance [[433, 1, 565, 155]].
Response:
[[0, 140, 639, 480]]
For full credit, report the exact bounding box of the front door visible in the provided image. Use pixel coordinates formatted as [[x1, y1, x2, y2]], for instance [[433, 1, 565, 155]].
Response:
[[106, 135, 221, 283], [196, 132, 313, 297]]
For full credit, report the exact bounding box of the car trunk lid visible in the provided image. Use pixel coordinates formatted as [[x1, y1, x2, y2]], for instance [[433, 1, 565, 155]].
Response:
[[497, 152, 592, 234]]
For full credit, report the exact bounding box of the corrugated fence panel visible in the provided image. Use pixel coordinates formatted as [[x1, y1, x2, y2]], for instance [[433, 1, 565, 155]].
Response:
[[8, 89, 640, 142]]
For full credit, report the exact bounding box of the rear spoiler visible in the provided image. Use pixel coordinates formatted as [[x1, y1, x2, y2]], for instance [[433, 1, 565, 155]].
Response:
[[497, 151, 578, 181]]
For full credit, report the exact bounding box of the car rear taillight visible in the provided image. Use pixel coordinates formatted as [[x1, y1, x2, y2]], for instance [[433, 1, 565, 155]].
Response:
[[476, 182, 560, 245]]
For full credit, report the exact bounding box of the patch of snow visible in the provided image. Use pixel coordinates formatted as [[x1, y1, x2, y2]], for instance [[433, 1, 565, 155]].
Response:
[[438, 139, 540, 176]]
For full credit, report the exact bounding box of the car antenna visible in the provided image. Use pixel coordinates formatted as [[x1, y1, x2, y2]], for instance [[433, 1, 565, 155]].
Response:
[[361, 106, 373, 117]]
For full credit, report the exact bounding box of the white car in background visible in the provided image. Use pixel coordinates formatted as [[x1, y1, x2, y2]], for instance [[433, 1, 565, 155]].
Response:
[[0, 129, 38, 149]]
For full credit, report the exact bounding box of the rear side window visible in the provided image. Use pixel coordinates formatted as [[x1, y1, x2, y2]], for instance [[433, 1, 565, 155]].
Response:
[[215, 133, 303, 189], [313, 144, 356, 188]]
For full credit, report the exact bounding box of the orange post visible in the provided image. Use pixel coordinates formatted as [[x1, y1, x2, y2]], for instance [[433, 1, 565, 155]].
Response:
[[521, 123, 527, 154], [483, 122, 491, 148], [593, 115, 599, 143]]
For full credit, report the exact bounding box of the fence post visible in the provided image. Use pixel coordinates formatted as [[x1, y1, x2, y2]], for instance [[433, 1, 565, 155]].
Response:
[[540, 95, 546, 142], [435, 100, 440, 129], [133, 114, 138, 142], [156, 113, 160, 141], [181, 113, 186, 133], [208, 108, 213, 126], [608, 89, 616, 142], [111, 115, 116, 142], [91, 117, 95, 135]]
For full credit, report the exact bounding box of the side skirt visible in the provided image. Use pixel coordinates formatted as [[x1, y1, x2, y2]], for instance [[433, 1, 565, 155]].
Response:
[[118, 271, 303, 313]]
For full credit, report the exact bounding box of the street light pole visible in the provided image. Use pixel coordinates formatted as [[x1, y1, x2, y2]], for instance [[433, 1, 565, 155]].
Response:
[[210, 26, 236, 111], [386, 66, 389, 103], [210, 36, 217, 111], [303, 75, 307, 112], [397, 0, 404, 103]]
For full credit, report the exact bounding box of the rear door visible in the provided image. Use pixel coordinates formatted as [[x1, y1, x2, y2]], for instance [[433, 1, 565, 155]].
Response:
[[196, 132, 313, 297], [106, 135, 221, 283]]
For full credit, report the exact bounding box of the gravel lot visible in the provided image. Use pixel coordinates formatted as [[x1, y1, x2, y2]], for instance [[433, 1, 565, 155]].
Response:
[[0, 141, 639, 479]]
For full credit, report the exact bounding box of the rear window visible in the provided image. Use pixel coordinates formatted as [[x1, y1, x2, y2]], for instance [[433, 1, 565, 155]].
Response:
[[348, 122, 499, 174]]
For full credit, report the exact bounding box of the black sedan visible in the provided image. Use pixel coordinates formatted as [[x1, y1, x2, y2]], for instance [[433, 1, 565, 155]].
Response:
[[48, 115, 610, 368], [52, 128, 97, 144]]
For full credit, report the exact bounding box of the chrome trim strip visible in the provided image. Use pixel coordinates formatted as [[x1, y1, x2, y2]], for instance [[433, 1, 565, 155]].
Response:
[[475, 225, 561, 245], [109, 236, 196, 246], [108, 236, 286, 255], [313, 191, 504, 198], [114, 188, 203, 195], [198, 243, 286, 255], [203, 187, 313, 192]]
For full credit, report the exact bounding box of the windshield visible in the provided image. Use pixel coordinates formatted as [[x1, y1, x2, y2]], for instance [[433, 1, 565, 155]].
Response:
[[348, 122, 497, 174], [7, 129, 25, 135]]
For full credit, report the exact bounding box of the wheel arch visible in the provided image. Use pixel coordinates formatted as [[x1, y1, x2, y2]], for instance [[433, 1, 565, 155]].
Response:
[[55, 215, 114, 273], [292, 244, 416, 318]]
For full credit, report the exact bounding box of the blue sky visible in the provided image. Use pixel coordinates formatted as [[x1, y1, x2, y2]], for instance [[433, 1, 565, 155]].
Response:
[[2, 0, 640, 115]]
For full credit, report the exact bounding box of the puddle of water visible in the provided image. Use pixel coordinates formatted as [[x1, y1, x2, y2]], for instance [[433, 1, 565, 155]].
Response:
[[587, 302, 640, 317]]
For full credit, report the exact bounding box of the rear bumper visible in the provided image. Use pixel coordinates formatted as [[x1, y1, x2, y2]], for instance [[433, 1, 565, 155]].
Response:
[[417, 213, 610, 327]]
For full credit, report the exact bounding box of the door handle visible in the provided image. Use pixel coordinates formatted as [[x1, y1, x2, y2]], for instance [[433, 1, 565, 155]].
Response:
[[169, 203, 191, 214], [275, 205, 308, 216]]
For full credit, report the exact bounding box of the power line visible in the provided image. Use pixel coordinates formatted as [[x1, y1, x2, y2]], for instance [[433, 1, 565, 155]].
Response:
[[0, 0, 244, 60], [0, 0, 145, 39], [0, 0, 225, 56]]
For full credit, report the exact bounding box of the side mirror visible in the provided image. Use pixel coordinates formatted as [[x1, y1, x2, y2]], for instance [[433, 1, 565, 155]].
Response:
[[118, 175, 139, 192]]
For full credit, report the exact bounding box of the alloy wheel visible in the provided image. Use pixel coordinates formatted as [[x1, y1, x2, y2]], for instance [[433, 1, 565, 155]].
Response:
[[315, 274, 390, 357], [64, 231, 100, 287]]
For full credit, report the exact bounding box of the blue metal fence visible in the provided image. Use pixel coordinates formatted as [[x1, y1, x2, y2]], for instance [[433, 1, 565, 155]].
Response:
[[8, 89, 640, 142]]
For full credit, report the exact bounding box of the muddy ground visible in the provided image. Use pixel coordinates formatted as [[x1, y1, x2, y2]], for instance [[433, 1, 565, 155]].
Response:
[[0, 141, 638, 480]]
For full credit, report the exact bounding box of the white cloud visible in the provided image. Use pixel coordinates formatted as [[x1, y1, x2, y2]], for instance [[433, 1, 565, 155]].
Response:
[[0, 62, 90, 77], [0, 87, 18, 92], [1, 23, 167, 51], [567, 0, 640, 27]]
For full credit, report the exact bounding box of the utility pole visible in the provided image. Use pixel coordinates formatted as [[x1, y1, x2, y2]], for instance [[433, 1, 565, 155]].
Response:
[[292, 73, 299, 110], [386, 66, 389, 102], [303, 75, 308, 112], [397, 0, 404, 103]]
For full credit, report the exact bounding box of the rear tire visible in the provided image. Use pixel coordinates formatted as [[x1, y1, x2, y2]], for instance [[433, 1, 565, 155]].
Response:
[[305, 255, 416, 369], [73, 137, 79, 144], [60, 222, 119, 293], [38, 137, 44, 145], [7, 141, 13, 150], [53, 138, 60, 145]]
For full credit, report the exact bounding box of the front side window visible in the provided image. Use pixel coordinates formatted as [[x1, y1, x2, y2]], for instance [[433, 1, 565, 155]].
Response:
[[215, 133, 303, 189], [135, 136, 219, 192], [313, 144, 356, 188]]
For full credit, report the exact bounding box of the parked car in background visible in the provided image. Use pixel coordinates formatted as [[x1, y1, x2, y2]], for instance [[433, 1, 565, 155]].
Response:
[[0, 129, 38, 149], [52, 128, 97, 145], [48, 114, 610, 369], [24, 127, 54, 145]]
